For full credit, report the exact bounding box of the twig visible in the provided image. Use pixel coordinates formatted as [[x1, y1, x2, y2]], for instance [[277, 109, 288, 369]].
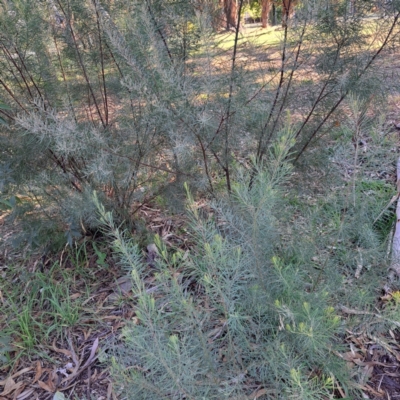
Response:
[[56, 0, 106, 128], [295, 11, 400, 161], [224, 0, 245, 193], [94, 1, 109, 126], [146, 0, 173, 63]]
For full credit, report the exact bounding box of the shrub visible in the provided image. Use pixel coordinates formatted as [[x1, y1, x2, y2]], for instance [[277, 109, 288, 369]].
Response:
[[1, 0, 399, 246], [95, 130, 379, 398]]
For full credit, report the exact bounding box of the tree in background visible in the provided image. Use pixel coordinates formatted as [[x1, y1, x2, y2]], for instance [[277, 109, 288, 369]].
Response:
[[224, 0, 238, 28], [261, 0, 270, 27], [259, 0, 297, 28]]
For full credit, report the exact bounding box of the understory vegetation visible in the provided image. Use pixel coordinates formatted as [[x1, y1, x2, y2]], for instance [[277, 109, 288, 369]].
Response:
[[1, 0, 400, 398]]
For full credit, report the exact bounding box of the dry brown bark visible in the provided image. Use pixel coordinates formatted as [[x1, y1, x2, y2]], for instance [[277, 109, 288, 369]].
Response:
[[261, 0, 270, 28], [224, 0, 237, 29], [282, 0, 296, 27]]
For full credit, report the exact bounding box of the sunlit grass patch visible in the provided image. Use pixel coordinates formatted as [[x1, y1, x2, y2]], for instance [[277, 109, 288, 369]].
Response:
[[214, 25, 282, 50]]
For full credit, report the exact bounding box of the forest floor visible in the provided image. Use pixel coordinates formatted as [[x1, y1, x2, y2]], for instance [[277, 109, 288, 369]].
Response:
[[1, 22, 400, 400]]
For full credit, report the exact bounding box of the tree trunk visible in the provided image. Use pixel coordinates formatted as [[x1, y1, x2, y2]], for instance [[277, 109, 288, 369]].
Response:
[[272, 2, 276, 25], [224, 0, 237, 29], [261, 0, 270, 28], [282, 0, 295, 27]]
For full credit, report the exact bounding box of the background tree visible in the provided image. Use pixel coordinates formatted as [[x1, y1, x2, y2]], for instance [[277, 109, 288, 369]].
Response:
[[261, 0, 270, 27], [259, 0, 297, 28], [224, 0, 238, 28]]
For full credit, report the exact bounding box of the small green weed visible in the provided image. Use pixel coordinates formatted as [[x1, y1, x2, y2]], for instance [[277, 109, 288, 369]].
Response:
[[0, 332, 13, 363], [92, 242, 108, 268], [0, 252, 91, 360]]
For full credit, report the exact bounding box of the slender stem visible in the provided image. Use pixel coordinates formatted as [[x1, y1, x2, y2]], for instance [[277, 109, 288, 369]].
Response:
[[53, 35, 78, 124], [259, 22, 307, 160], [0, 45, 26, 94], [146, 0, 173, 63], [48, 149, 82, 192], [0, 77, 27, 111], [198, 135, 215, 193], [56, 0, 106, 128], [0, 43, 34, 100], [95, 3, 109, 126], [295, 11, 400, 161], [294, 46, 341, 140], [205, 113, 226, 151], [0, 108, 13, 120], [256, 21, 289, 162], [103, 40, 137, 118], [13, 46, 45, 103], [224, 0, 244, 193]]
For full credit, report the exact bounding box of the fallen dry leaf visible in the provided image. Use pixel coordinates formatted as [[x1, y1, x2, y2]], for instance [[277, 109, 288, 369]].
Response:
[[107, 381, 112, 400], [16, 388, 35, 400], [13, 383, 26, 400], [81, 337, 99, 370], [0, 377, 24, 397], [38, 380, 54, 393], [33, 361, 42, 384], [83, 329, 92, 341], [0, 367, 32, 385], [364, 383, 385, 397], [360, 365, 374, 385], [248, 388, 268, 399], [61, 337, 99, 385], [52, 340, 72, 358], [47, 369, 59, 392]]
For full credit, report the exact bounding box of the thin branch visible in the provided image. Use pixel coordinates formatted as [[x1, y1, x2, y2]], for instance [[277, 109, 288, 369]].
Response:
[[48, 149, 82, 192], [294, 46, 341, 140], [205, 113, 226, 151], [56, 0, 106, 128], [224, 0, 245, 193], [94, 2, 109, 126], [146, 0, 173, 63], [101, 146, 194, 177], [258, 21, 307, 160], [0, 77, 27, 112], [0, 108, 13, 121], [13, 46, 45, 103], [0, 42, 34, 100], [294, 11, 400, 161], [0, 45, 26, 94], [256, 21, 290, 162], [197, 134, 215, 194], [52, 35, 78, 124]]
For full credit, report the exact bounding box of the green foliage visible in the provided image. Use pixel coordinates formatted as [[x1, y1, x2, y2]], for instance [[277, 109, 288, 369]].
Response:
[[95, 136, 366, 398], [0, 101, 10, 125], [0, 333, 12, 364], [0, 0, 398, 247], [243, 0, 262, 20], [0, 258, 88, 358], [91, 92, 399, 397], [0, 1, 397, 395]]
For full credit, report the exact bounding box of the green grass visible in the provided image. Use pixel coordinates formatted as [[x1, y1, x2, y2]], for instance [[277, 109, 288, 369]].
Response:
[[213, 18, 400, 53], [5, 271, 73, 346], [0, 248, 97, 361], [214, 24, 282, 50]]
